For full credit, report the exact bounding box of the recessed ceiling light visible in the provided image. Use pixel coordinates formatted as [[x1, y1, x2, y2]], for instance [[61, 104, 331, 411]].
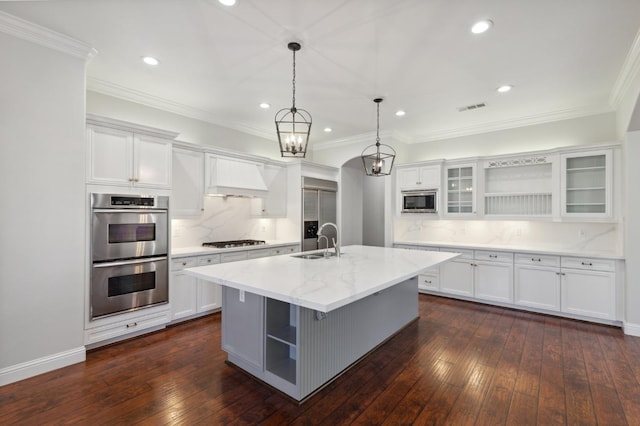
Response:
[[471, 20, 493, 34], [497, 85, 513, 93], [141, 56, 159, 66], [395, 110, 406, 117], [219, 0, 236, 6], [259, 102, 270, 109], [324, 127, 332, 133]]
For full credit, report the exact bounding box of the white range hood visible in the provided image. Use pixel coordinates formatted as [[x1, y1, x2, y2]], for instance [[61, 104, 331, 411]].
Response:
[[206, 156, 268, 198]]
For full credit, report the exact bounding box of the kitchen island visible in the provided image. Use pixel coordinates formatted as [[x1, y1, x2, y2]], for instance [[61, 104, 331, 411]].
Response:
[[186, 245, 458, 401]]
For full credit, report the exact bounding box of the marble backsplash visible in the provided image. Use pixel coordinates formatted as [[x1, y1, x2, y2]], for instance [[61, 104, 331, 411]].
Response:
[[171, 196, 278, 248], [394, 218, 622, 256]]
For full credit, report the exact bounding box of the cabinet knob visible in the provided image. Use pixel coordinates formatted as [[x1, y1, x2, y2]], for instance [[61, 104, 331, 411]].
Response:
[[207, 259, 211, 263], [128, 178, 134, 182], [134, 178, 139, 182], [424, 280, 432, 284], [126, 322, 138, 328], [182, 262, 187, 266], [276, 250, 280, 254]]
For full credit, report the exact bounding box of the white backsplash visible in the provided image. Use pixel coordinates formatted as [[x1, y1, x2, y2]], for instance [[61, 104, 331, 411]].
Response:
[[171, 196, 277, 248], [394, 218, 622, 256]]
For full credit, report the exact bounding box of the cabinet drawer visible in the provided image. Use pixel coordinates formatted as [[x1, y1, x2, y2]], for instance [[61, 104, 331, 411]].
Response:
[[198, 254, 221, 266], [171, 257, 198, 271], [439, 247, 473, 260], [85, 310, 170, 345], [247, 248, 272, 259], [474, 250, 513, 263], [515, 253, 560, 268], [221, 251, 248, 263], [418, 273, 439, 292], [561, 256, 615, 272], [275, 245, 299, 255]]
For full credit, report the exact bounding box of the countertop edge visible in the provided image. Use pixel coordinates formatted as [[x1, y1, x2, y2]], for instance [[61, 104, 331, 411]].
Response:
[[394, 241, 624, 260], [171, 241, 300, 258]]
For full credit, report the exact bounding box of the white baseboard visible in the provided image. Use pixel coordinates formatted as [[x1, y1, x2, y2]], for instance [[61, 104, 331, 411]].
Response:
[[0, 346, 86, 387], [623, 322, 640, 337]]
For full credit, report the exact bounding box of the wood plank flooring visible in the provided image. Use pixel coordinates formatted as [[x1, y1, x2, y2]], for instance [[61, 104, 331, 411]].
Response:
[[2, 294, 640, 425]]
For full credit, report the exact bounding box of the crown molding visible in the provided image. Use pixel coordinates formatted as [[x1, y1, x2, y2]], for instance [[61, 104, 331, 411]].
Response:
[[87, 77, 276, 141], [0, 11, 96, 61], [610, 28, 640, 109], [410, 104, 614, 143]]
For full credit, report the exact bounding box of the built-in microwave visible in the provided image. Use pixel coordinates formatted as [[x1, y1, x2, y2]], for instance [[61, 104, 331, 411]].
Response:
[[401, 190, 438, 213]]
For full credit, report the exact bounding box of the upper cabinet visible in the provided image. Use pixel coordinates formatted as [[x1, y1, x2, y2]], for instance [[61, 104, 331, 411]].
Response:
[[86, 115, 177, 189], [561, 149, 612, 218], [172, 147, 204, 217], [482, 154, 557, 218], [445, 163, 476, 216], [397, 165, 441, 190], [251, 164, 287, 217]]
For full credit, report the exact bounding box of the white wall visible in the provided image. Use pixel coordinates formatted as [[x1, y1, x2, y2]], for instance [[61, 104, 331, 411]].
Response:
[[624, 130, 640, 333], [410, 112, 618, 162], [87, 91, 280, 160], [340, 160, 364, 246], [0, 32, 87, 384], [363, 173, 386, 246]]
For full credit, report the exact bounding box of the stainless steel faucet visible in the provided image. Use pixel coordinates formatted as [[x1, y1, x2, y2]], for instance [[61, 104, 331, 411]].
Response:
[[317, 235, 330, 256], [317, 222, 340, 257]]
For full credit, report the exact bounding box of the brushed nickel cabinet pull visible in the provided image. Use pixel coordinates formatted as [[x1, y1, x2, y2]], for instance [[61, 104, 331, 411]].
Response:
[[126, 322, 138, 328]]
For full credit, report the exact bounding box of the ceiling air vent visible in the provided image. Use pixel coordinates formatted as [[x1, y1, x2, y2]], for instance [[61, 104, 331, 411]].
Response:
[[457, 102, 487, 112]]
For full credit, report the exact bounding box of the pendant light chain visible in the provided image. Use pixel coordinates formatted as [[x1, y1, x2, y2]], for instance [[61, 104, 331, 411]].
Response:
[[376, 101, 381, 146], [291, 48, 296, 110]]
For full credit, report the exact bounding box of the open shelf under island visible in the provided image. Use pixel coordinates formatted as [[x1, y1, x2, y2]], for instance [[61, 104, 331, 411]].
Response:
[[185, 245, 459, 402]]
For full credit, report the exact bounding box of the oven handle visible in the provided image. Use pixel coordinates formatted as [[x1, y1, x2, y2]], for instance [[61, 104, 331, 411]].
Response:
[[92, 209, 168, 214], [93, 256, 168, 268]]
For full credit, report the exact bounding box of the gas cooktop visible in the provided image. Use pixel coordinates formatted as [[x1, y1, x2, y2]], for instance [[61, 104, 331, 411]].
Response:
[[202, 239, 266, 249]]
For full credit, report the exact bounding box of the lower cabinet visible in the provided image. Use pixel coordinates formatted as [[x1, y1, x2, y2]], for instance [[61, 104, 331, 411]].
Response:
[[171, 245, 300, 323], [171, 254, 222, 322], [394, 243, 620, 325]]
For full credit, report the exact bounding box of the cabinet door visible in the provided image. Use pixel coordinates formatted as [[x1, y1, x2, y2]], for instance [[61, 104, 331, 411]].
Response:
[[87, 125, 134, 185], [134, 134, 172, 188], [170, 270, 198, 320], [475, 261, 513, 303], [445, 164, 476, 215], [397, 166, 440, 189], [397, 167, 421, 189], [251, 165, 287, 217], [172, 148, 204, 217], [561, 269, 615, 320], [514, 265, 560, 311], [439, 259, 474, 297], [560, 150, 612, 218], [197, 282, 222, 312]]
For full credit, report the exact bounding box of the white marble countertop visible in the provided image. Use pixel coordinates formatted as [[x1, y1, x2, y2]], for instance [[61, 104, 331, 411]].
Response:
[[185, 245, 459, 312], [171, 240, 300, 258], [394, 240, 624, 259]]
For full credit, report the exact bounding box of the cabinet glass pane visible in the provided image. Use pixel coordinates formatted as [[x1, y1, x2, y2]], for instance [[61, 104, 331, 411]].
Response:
[[460, 167, 473, 178], [448, 168, 460, 178], [566, 169, 605, 189], [567, 155, 605, 169], [447, 166, 474, 214], [567, 204, 606, 213], [567, 188, 605, 204]]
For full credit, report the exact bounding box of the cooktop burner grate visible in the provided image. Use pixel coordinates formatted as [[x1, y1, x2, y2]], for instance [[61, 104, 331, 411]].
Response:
[[202, 239, 266, 249]]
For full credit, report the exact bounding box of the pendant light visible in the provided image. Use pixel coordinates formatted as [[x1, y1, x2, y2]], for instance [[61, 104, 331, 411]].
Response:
[[275, 42, 312, 157], [361, 98, 396, 176]]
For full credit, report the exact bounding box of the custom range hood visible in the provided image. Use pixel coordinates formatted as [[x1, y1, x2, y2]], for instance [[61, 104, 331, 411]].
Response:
[[205, 156, 268, 198]]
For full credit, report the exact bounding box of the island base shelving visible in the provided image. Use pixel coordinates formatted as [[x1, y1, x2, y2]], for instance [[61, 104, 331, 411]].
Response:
[[221, 277, 419, 402]]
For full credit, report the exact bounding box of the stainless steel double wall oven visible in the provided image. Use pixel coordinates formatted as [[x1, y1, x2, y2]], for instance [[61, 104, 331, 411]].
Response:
[[90, 193, 169, 319]]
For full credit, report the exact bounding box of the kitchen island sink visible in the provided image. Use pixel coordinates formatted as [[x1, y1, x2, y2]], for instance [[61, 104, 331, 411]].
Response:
[[186, 245, 458, 401]]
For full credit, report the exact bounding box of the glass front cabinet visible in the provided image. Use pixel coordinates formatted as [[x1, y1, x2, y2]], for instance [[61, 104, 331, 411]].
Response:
[[445, 163, 476, 215], [560, 150, 612, 218]]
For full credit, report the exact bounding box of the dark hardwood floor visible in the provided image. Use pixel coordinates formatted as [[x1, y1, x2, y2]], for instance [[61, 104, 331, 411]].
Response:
[[2, 294, 640, 425]]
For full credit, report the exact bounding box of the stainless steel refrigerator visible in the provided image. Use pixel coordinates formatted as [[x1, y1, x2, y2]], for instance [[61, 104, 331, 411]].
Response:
[[302, 177, 337, 252]]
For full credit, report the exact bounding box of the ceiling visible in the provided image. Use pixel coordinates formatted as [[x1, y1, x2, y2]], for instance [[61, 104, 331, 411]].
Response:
[[2, 0, 640, 148]]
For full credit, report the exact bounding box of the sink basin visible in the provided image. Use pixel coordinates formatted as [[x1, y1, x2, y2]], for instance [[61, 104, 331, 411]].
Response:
[[291, 252, 336, 260]]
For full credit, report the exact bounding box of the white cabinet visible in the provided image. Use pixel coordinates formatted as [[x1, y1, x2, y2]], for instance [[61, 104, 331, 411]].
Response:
[[86, 116, 176, 189], [514, 254, 561, 311], [247, 245, 299, 259], [444, 163, 476, 215], [172, 148, 204, 217], [439, 249, 474, 297], [205, 154, 268, 197], [171, 254, 221, 322], [561, 257, 616, 320], [561, 149, 612, 218], [251, 164, 287, 217], [474, 250, 514, 303], [170, 258, 198, 320], [397, 165, 441, 190]]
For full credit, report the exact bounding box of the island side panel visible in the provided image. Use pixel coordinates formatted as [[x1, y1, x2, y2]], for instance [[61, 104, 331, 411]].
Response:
[[297, 276, 419, 399], [221, 286, 264, 376]]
